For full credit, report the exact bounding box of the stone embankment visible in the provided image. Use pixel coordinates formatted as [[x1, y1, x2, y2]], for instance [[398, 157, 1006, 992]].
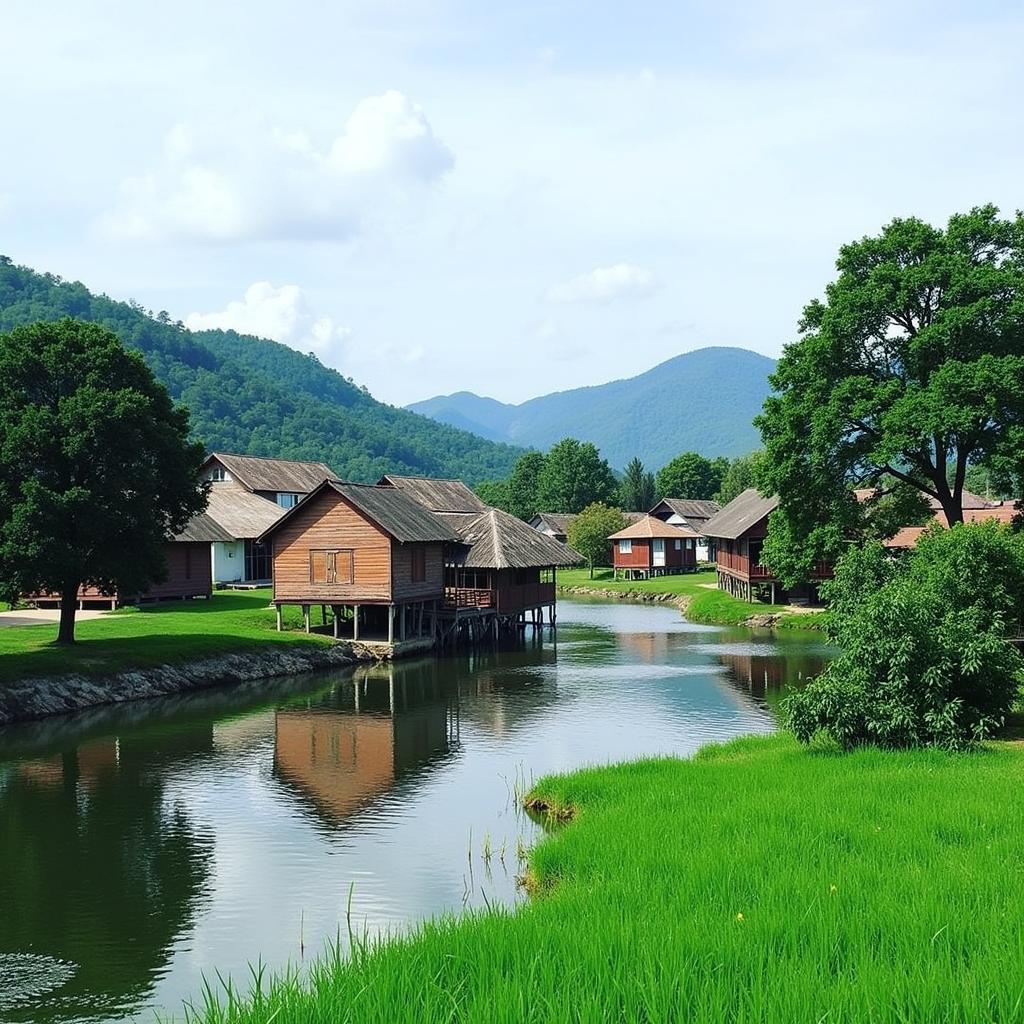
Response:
[[0, 643, 369, 727]]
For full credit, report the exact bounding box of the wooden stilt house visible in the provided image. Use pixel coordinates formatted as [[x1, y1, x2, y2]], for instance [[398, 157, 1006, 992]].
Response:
[[609, 516, 698, 580]]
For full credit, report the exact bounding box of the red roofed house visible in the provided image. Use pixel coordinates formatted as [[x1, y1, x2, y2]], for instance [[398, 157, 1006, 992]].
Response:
[[609, 515, 698, 580]]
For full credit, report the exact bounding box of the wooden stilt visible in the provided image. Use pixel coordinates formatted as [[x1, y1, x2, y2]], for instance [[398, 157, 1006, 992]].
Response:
[[332, 605, 341, 639], [353, 605, 360, 641], [276, 605, 283, 632], [388, 605, 395, 644]]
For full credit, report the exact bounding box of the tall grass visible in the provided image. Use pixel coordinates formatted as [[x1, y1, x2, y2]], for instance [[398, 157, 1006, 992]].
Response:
[[182, 734, 1024, 1023]]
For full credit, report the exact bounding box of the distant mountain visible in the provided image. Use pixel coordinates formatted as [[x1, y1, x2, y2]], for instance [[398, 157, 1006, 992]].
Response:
[[408, 347, 776, 469], [0, 257, 523, 484]]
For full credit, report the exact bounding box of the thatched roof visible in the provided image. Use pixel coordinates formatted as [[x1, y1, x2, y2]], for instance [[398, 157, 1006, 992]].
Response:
[[650, 498, 721, 523], [447, 508, 583, 569], [701, 488, 779, 540], [378, 474, 486, 513], [174, 512, 235, 544], [206, 487, 286, 540], [259, 481, 457, 545], [207, 452, 338, 494], [608, 516, 698, 540]]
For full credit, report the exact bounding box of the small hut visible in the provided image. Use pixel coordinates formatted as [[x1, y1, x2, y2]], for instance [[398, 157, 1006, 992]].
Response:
[[608, 515, 698, 580]]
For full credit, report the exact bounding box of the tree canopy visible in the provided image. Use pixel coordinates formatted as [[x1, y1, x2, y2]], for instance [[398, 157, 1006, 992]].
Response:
[[757, 205, 1024, 584], [567, 503, 627, 577], [506, 451, 546, 520], [0, 319, 208, 643], [655, 452, 726, 501], [536, 438, 618, 514], [618, 457, 657, 512], [714, 451, 765, 505]]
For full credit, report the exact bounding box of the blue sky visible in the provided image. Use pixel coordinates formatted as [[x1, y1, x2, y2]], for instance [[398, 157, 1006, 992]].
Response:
[[2, 0, 1023, 405]]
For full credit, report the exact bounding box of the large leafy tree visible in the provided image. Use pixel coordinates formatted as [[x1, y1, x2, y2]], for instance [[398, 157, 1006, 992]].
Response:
[[567, 503, 627, 578], [758, 205, 1024, 583], [714, 451, 765, 505], [618, 457, 656, 512], [536, 438, 618, 514], [655, 452, 726, 501], [506, 451, 546, 520], [0, 319, 208, 643]]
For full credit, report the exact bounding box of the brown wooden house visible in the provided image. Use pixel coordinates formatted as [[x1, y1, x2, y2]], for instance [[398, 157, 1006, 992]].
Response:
[[609, 516, 698, 579], [648, 498, 720, 561], [702, 488, 831, 603], [259, 480, 457, 646]]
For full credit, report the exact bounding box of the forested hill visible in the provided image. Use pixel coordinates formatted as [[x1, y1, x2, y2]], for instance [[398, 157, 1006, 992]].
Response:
[[0, 257, 523, 483], [408, 347, 777, 469]]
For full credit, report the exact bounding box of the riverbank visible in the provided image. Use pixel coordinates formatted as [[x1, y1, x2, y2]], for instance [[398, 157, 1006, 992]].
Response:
[[183, 732, 1024, 1023], [557, 568, 825, 629]]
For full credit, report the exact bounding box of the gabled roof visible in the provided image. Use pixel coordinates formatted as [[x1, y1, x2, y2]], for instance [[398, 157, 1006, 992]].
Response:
[[259, 481, 458, 545], [446, 507, 584, 568], [701, 488, 779, 540], [173, 512, 236, 544], [608, 516, 698, 540], [649, 498, 721, 522], [530, 511, 646, 534], [206, 452, 338, 494], [377, 474, 486, 513], [206, 487, 286, 540]]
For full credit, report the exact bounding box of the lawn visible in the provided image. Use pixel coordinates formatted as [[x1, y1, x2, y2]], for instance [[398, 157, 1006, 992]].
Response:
[[185, 733, 1024, 1023], [556, 567, 824, 628], [0, 590, 325, 684]]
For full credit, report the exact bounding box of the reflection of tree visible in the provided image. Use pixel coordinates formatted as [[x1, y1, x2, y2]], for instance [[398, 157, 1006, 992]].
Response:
[[0, 729, 214, 1024]]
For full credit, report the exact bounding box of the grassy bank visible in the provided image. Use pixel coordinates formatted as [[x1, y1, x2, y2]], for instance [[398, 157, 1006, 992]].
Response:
[[185, 733, 1024, 1023], [0, 591, 324, 684], [557, 567, 824, 628]]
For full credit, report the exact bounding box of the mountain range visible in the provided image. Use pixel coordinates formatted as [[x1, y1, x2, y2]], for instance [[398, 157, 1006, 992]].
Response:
[[408, 347, 777, 470], [0, 257, 522, 484]]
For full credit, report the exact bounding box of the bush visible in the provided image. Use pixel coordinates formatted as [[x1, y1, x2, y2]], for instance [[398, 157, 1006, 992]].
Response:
[[785, 524, 1024, 750]]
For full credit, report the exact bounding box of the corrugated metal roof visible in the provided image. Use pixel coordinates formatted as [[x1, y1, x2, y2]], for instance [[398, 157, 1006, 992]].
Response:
[[446, 508, 584, 568], [206, 487, 286, 540], [208, 452, 338, 494], [174, 512, 236, 544], [650, 498, 721, 522], [608, 516, 698, 540], [701, 488, 779, 540], [378, 474, 486, 513], [333, 483, 459, 542]]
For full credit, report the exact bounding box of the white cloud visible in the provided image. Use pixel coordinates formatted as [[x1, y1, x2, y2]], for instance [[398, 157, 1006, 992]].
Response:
[[546, 263, 658, 304], [103, 91, 453, 242], [185, 282, 352, 365]]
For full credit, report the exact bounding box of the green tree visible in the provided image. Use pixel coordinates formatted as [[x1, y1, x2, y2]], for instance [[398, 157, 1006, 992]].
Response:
[[474, 479, 511, 511], [757, 206, 1024, 584], [715, 451, 765, 505], [784, 524, 1024, 750], [567, 503, 627, 578], [655, 452, 726, 501], [536, 438, 618, 514], [506, 451, 546, 520], [618, 457, 656, 511], [0, 319, 208, 644]]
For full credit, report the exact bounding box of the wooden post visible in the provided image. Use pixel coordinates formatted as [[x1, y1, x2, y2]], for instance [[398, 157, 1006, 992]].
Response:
[[332, 605, 340, 639], [276, 605, 283, 632], [353, 605, 360, 641], [388, 605, 395, 644], [400, 604, 406, 641], [302, 605, 310, 633], [321, 604, 327, 626]]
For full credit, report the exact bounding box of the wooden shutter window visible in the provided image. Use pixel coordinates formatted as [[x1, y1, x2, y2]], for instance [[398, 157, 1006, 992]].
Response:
[[310, 550, 328, 583], [334, 549, 354, 584], [311, 549, 353, 584]]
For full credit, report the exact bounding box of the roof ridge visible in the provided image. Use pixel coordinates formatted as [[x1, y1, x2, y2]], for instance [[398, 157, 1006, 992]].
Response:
[[213, 451, 332, 467], [488, 507, 506, 567]]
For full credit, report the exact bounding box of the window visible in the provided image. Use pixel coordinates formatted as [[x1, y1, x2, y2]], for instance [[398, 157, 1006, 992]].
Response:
[[209, 466, 227, 482], [310, 549, 354, 584], [687, 539, 694, 550], [619, 539, 632, 554], [244, 539, 272, 581], [277, 492, 301, 509], [411, 546, 426, 582], [674, 539, 681, 550]]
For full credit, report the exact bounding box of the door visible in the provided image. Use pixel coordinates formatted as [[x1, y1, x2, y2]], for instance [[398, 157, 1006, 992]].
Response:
[[652, 538, 666, 567]]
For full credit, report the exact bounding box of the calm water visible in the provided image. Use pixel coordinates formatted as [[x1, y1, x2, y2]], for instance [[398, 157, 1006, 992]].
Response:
[[0, 599, 828, 1024]]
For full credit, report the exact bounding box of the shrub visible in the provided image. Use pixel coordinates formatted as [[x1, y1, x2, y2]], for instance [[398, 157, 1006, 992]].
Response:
[[785, 524, 1024, 750]]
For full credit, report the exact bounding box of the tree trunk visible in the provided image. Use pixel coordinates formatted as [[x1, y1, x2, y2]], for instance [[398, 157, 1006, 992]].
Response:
[[589, 560, 594, 579], [941, 498, 964, 526], [55, 581, 79, 645]]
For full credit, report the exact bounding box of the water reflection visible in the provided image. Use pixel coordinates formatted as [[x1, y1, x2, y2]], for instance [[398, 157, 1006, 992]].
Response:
[[0, 599, 827, 1024]]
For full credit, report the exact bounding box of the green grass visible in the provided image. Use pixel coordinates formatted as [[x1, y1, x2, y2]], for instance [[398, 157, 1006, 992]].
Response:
[[183, 733, 1024, 1023], [557, 568, 823, 629], [0, 590, 325, 684]]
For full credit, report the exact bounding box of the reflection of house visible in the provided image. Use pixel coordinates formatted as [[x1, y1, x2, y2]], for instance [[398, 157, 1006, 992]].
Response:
[[648, 498, 720, 561], [200, 452, 339, 584], [609, 516, 698, 579], [717, 649, 827, 699], [26, 514, 232, 609], [530, 511, 645, 544], [702, 489, 832, 604]]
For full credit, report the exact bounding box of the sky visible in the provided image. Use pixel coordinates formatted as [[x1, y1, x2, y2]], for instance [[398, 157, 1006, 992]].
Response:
[[2, 0, 1023, 407]]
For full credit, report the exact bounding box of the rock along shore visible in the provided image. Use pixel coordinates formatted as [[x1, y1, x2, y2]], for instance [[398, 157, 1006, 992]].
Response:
[[0, 642, 369, 727]]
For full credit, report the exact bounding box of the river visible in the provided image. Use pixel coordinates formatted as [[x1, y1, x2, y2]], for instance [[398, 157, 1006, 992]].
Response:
[[0, 598, 828, 1024]]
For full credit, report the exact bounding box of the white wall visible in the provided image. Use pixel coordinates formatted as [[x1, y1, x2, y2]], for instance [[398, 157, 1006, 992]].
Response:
[[212, 540, 245, 583]]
